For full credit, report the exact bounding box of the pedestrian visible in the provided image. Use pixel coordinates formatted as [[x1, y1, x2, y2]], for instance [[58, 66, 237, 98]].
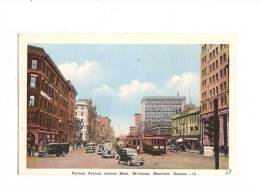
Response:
[[27, 144, 31, 156], [136, 145, 140, 154], [224, 145, 228, 157]]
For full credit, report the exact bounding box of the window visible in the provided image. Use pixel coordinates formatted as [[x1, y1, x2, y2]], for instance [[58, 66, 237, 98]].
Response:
[[216, 86, 218, 94], [224, 67, 227, 76], [32, 59, 37, 69], [220, 56, 223, 64], [224, 53, 226, 62], [81, 112, 83, 116], [216, 73, 218, 81], [224, 96, 227, 105], [190, 127, 193, 131], [30, 76, 36, 88], [195, 126, 198, 131], [216, 60, 218, 68], [29, 95, 35, 106]]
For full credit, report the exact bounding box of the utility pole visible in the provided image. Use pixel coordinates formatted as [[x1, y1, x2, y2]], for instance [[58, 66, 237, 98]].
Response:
[[213, 98, 220, 169]]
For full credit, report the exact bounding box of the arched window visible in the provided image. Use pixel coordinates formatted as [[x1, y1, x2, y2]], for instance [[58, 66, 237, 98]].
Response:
[[29, 95, 35, 106]]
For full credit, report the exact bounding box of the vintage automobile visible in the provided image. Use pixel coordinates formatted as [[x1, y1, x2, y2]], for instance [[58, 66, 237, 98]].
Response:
[[117, 148, 144, 166], [85, 143, 96, 153], [169, 144, 179, 152], [101, 142, 115, 158], [38, 143, 70, 157]]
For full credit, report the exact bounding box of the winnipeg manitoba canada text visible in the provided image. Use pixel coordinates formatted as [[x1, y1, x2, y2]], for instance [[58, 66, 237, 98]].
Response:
[[26, 44, 229, 170]]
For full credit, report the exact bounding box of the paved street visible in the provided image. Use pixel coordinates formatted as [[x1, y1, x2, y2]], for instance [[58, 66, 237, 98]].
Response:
[[27, 148, 228, 169]]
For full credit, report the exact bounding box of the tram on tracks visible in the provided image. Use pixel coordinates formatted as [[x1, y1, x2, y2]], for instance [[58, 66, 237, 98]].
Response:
[[142, 136, 166, 155]]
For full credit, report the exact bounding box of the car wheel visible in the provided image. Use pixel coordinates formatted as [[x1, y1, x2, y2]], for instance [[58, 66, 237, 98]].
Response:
[[127, 160, 131, 166], [140, 162, 144, 166]]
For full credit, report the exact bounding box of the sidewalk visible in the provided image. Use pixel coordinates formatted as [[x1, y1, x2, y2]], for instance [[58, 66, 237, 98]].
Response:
[[185, 149, 229, 157]]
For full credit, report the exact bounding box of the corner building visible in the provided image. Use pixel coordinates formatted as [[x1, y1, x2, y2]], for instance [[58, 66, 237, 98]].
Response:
[[27, 45, 77, 152], [200, 44, 229, 149]]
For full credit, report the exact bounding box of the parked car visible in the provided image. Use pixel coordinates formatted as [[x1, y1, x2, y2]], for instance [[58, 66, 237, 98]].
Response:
[[117, 148, 144, 166], [101, 142, 115, 158], [85, 143, 96, 153], [38, 143, 69, 157], [170, 144, 179, 152], [178, 143, 186, 151]]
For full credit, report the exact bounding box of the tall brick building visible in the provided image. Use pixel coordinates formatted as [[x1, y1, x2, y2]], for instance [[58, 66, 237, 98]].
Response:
[[27, 45, 77, 152], [200, 44, 229, 149], [134, 113, 142, 137]]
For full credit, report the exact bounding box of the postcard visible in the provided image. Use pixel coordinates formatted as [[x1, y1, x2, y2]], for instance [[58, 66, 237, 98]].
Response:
[[18, 34, 235, 175]]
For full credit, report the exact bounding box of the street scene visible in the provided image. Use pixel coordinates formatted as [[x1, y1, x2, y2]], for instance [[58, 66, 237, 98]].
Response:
[[26, 44, 229, 169], [27, 147, 228, 169]]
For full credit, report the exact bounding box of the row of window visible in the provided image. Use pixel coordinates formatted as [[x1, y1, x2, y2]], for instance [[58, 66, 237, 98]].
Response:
[[29, 75, 68, 108], [208, 95, 228, 110], [145, 107, 182, 112], [201, 81, 228, 100], [201, 44, 228, 55], [29, 59, 69, 96], [201, 45, 229, 65], [201, 53, 228, 77], [201, 67, 228, 89], [201, 95, 228, 112], [173, 126, 199, 135], [172, 115, 199, 125], [145, 100, 184, 105]]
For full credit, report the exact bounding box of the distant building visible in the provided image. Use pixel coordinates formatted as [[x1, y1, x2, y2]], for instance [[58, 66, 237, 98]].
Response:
[[98, 116, 112, 142], [129, 126, 136, 137], [134, 113, 142, 137], [141, 96, 186, 139], [75, 99, 97, 143], [172, 107, 201, 150], [200, 44, 229, 149]]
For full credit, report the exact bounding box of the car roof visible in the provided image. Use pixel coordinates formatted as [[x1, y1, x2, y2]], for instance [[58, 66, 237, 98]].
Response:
[[121, 148, 136, 151]]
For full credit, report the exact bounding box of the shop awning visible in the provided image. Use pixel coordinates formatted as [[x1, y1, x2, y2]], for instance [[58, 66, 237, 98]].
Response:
[[176, 138, 183, 142], [185, 138, 198, 141]]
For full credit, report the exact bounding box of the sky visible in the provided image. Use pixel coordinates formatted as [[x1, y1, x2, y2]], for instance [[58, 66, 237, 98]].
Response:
[[32, 44, 201, 136]]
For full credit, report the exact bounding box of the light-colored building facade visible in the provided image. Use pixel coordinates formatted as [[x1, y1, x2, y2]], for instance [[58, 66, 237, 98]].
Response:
[[172, 107, 201, 150], [141, 96, 186, 139], [200, 44, 229, 149], [75, 99, 97, 144]]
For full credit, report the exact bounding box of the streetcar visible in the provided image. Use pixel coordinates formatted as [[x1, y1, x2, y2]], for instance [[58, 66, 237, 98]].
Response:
[[142, 136, 166, 155]]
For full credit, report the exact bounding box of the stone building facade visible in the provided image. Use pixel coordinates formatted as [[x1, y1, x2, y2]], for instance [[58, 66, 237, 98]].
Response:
[[200, 44, 229, 149], [172, 107, 201, 150], [75, 99, 97, 144]]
